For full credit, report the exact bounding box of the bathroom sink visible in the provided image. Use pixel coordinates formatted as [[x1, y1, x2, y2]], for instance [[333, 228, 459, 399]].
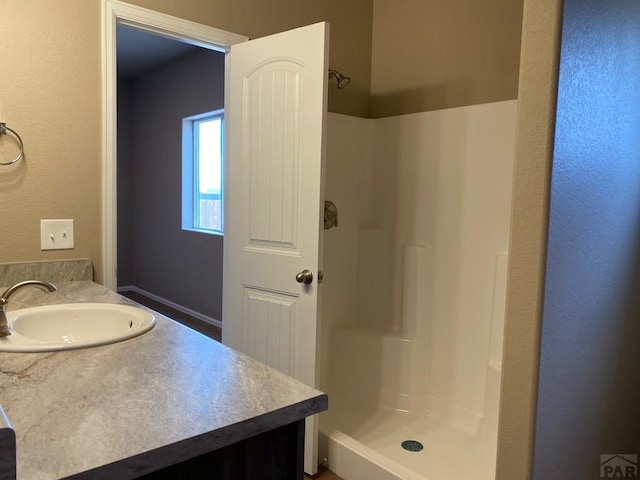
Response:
[[0, 303, 156, 353]]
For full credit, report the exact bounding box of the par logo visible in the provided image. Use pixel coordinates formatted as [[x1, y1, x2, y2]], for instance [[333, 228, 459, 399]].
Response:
[[601, 454, 638, 478]]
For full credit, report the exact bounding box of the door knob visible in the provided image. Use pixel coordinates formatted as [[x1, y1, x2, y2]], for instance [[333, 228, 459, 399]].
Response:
[[295, 269, 314, 284]]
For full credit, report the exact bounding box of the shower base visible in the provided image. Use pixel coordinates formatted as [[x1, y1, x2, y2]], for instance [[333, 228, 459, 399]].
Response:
[[322, 408, 496, 480]]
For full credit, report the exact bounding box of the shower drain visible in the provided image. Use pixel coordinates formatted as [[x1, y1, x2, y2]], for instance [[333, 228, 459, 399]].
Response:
[[401, 440, 424, 452]]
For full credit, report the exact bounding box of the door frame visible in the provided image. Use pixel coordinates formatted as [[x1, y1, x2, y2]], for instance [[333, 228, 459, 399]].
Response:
[[101, 0, 248, 289]]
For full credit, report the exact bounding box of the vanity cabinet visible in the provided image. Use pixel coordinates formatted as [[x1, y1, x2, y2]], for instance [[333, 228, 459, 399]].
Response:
[[140, 420, 303, 480], [0, 281, 326, 480]]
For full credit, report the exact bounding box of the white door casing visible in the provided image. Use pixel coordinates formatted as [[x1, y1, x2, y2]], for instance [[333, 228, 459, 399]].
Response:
[[104, 3, 328, 473], [102, 0, 247, 290], [223, 22, 329, 475]]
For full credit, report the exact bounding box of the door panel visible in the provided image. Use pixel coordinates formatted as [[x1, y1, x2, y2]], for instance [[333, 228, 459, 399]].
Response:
[[223, 22, 329, 475], [243, 287, 296, 374]]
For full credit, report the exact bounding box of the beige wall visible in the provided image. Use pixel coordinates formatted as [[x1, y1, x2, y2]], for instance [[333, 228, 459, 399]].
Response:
[[0, 0, 373, 281], [0, 1, 527, 276], [0, 2, 555, 476], [0, 0, 527, 276], [370, 0, 523, 117], [496, 1, 562, 478], [126, 0, 374, 117], [0, 1, 103, 277]]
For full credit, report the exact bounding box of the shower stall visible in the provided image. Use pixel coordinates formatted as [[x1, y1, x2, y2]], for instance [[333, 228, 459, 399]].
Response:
[[318, 100, 516, 480]]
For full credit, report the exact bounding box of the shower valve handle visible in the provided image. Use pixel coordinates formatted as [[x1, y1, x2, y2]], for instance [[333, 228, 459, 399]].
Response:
[[295, 269, 314, 284]]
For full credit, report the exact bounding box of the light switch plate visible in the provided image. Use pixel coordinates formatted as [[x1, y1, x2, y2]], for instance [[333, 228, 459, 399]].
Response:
[[40, 219, 74, 250]]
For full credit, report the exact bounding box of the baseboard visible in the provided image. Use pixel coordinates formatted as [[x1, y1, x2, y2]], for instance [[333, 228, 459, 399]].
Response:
[[118, 285, 222, 328]]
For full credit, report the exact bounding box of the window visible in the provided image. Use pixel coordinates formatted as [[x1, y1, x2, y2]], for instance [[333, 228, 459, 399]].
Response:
[[182, 110, 224, 235]]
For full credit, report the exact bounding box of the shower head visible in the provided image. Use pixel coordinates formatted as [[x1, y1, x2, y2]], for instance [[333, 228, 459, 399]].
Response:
[[328, 69, 350, 88]]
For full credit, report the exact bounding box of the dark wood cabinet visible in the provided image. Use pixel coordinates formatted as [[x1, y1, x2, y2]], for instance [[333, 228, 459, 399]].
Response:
[[139, 420, 305, 480]]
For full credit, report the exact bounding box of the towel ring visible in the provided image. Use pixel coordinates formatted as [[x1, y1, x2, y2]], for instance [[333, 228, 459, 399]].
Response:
[[0, 123, 24, 165]]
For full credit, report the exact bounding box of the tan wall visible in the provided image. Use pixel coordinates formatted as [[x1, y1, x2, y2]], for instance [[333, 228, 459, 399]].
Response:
[[126, 0, 373, 117], [496, 0, 562, 478], [0, 1, 527, 277], [0, 1, 561, 477], [0, 1, 103, 277], [370, 0, 523, 117], [0, 0, 373, 280]]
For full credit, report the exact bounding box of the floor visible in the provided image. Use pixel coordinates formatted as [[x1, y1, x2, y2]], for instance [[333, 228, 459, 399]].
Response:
[[305, 465, 343, 480], [120, 290, 344, 480]]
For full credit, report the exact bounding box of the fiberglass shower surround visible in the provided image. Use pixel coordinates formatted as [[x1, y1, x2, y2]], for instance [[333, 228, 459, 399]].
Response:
[[319, 100, 516, 480]]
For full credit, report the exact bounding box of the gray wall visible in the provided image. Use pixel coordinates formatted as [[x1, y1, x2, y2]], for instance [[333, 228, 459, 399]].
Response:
[[118, 48, 225, 320], [117, 78, 134, 287], [534, 0, 640, 478]]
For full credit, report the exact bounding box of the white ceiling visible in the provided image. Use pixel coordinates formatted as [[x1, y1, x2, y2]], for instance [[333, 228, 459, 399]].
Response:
[[117, 24, 203, 78]]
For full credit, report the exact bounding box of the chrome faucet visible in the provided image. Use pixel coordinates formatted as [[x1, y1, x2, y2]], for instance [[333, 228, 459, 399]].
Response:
[[0, 280, 57, 337]]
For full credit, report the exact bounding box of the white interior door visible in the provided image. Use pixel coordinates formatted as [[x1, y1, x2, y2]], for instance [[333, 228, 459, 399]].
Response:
[[222, 22, 329, 475]]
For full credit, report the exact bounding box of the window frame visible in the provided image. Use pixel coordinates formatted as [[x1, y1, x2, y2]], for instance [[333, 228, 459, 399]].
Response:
[[182, 109, 224, 235]]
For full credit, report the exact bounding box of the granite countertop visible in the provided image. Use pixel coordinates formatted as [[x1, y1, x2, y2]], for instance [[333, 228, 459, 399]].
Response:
[[0, 281, 327, 480]]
